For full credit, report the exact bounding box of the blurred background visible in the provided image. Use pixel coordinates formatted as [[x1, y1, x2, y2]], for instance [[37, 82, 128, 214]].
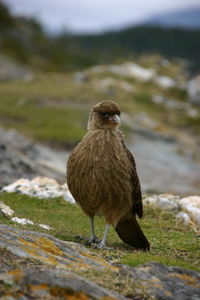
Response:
[[0, 0, 200, 195]]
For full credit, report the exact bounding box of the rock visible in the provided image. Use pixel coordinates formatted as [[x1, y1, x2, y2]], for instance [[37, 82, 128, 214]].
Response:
[[64, 190, 76, 203], [187, 108, 199, 119], [109, 62, 156, 81], [176, 212, 191, 226], [87, 65, 106, 74], [151, 94, 199, 119], [86, 62, 180, 89], [131, 134, 200, 195], [11, 217, 34, 225], [0, 201, 14, 217], [155, 75, 176, 88], [144, 194, 180, 210], [0, 127, 67, 187], [0, 267, 126, 300], [0, 225, 117, 272], [73, 71, 89, 82], [144, 194, 200, 229], [0, 54, 33, 82], [120, 81, 134, 93], [0, 225, 200, 300], [39, 224, 53, 230], [2, 176, 75, 203], [187, 75, 200, 104], [86, 62, 155, 81], [95, 77, 117, 94], [120, 262, 200, 300], [95, 77, 134, 94], [134, 112, 159, 130], [152, 94, 190, 110], [1, 124, 200, 197], [179, 196, 200, 226]]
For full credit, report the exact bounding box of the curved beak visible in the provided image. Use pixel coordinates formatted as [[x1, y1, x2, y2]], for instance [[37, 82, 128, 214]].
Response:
[[108, 114, 121, 125]]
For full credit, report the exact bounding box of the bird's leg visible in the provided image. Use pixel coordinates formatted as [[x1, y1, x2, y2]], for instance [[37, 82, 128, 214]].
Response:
[[88, 216, 99, 243], [97, 224, 110, 249]]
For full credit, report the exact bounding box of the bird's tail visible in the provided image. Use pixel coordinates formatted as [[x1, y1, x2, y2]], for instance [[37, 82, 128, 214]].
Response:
[[115, 212, 150, 250]]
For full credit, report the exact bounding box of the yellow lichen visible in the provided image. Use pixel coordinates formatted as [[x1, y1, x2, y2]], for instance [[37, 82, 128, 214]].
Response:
[[8, 269, 23, 277], [169, 273, 200, 288], [101, 297, 118, 300], [1, 269, 24, 288], [29, 284, 49, 291], [164, 290, 172, 296], [18, 236, 64, 266], [19, 236, 64, 256], [37, 237, 64, 256], [17, 236, 118, 272], [50, 287, 90, 300], [7, 269, 23, 282], [18, 236, 98, 270], [81, 252, 119, 271], [66, 292, 90, 300]]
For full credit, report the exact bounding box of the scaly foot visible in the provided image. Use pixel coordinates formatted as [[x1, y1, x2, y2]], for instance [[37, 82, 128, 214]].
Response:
[[85, 235, 100, 245], [96, 241, 113, 250]]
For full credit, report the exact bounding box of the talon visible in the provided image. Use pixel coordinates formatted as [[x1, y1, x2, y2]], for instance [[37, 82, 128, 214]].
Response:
[[97, 241, 106, 249], [96, 241, 113, 250], [85, 235, 100, 245], [88, 235, 100, 243]]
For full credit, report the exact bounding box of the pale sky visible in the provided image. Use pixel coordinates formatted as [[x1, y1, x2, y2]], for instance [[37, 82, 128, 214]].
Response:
[[3, 0, 200, 33]]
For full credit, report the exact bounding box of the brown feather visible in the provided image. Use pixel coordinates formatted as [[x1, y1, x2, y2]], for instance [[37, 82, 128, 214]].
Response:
[[115, 212, 150, 250], [67, 100, 150, 250]]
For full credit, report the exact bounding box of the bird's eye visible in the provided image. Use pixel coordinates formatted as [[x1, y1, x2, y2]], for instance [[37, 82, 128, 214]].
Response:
[[101, 112, 108, 117]]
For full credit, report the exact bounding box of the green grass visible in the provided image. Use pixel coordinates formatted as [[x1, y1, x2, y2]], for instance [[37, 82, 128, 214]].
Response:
[[0, 75, 91, 146], [0, 192, 199, 272], [0, 72, 199, 147]]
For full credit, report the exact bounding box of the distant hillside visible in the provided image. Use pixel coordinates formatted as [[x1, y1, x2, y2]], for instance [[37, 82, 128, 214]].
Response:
[[70, 26, 200, 72], [145, 7, 200, 29], [0, 2, 200, 72]]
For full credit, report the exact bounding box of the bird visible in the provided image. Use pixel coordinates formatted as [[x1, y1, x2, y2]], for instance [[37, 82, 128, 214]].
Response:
[[67, 100, 150, 250]]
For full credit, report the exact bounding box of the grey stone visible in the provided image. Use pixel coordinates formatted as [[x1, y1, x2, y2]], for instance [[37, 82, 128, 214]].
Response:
[[144, 194, 200, 229], [2, 177, 74, 203], [187, 75, 200, 104], [0, 54, 33, 82], [0, 225, 200, 300], [0, 201, 14, 217], [0, 267, 126, 300], [0, 225, 115, 271], [0, 127, 66, 187], [120, 262, 200, 300]]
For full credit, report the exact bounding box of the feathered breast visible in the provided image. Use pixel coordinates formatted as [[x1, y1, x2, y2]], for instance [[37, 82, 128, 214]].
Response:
[[67, 129, 133, 216]]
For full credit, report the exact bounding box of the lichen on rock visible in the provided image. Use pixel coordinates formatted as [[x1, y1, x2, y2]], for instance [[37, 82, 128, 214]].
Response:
[[0, 225, 200, 300]]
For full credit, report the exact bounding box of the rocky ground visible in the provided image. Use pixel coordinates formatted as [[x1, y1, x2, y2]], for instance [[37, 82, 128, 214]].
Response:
[[131, 133, 200, 195], [0, 55, 200, 299], [0, 127, 200, 299], [0, 224, 199, 300], [0, 176, 199, 299], [0, 127, 68, 188]]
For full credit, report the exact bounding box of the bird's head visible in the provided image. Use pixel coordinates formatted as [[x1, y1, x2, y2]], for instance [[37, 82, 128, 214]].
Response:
[[87, 101, 121, 131]]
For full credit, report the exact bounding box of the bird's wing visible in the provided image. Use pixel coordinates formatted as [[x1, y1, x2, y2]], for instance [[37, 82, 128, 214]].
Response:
[[118, 131, 143, 218]]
